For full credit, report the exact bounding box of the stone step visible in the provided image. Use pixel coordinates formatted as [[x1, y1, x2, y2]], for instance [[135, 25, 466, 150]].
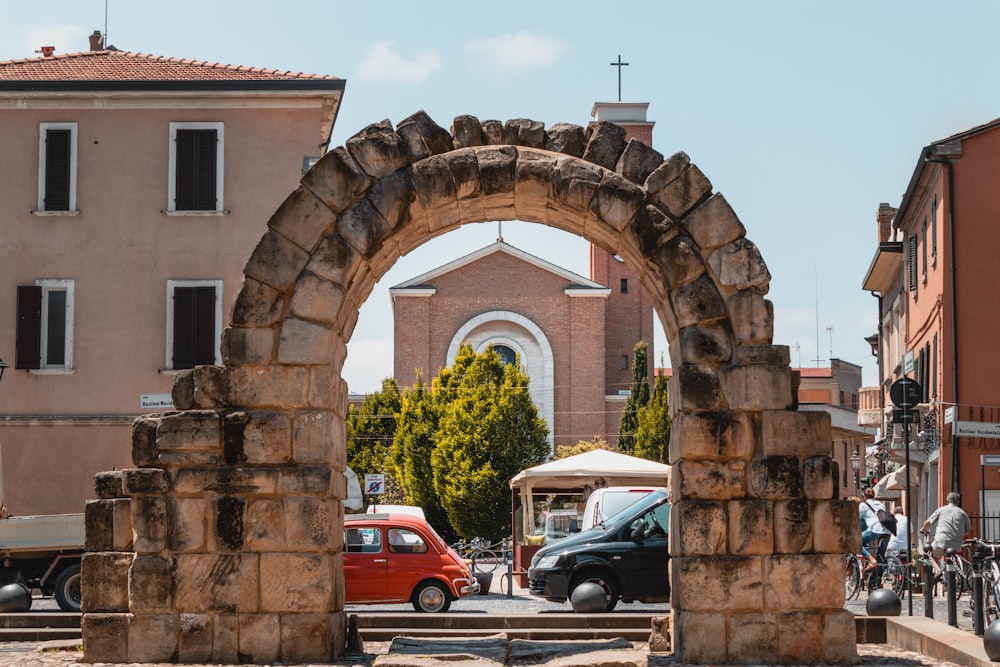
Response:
[[353, 627, 653, 642], [0, 627, 82, 642], [0, 613, 81, 629], [352, 612, 655, 631]]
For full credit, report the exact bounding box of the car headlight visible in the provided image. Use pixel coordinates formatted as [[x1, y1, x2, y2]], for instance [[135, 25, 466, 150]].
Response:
[[535, 555, 561, 569]]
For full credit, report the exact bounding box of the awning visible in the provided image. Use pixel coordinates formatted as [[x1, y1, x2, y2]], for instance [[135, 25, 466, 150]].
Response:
[[344, 467, 364, 511]]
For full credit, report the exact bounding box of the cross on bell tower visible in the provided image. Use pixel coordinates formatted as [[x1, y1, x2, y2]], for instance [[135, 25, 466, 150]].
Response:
[[610, 54, 629, 102]]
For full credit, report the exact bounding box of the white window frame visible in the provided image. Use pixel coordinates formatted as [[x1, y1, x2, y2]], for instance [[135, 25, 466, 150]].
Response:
[[167, 122, 225, 214], [36, 279, 75, 372], [165, 279, 224, 371], [36, 122, 78, 214]]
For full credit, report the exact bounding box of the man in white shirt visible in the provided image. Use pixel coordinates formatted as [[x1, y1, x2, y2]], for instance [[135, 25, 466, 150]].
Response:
[[888, 507, 909, 555]]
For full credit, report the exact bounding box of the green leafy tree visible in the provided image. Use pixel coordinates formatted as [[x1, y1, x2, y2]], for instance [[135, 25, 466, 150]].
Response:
[[555, 436, 612, 459], [431, 344, 549, 541], [391, 373, 454, 539], [346, 378, 404, 505], [617, 341, 651, 454], [634, 370, 671, 464]]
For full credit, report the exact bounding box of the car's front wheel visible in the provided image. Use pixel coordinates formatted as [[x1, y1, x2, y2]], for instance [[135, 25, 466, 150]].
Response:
[[569, 569, 620, 612], [411, 580, 451, 613]]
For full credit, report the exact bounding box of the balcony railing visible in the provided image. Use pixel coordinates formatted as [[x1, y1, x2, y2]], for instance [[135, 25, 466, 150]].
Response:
[[858, 386, 882, 427]]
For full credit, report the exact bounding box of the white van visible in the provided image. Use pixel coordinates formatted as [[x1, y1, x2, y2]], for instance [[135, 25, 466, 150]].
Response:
[[580, 486, 667, 530]]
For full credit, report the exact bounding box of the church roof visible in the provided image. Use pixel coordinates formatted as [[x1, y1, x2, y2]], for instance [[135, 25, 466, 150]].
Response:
[[389, 241, 609, 292]]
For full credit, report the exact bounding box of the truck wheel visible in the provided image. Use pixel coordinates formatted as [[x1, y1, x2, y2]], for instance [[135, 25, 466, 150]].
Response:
[[54, 564, 82, 612], [570, 570, 620, 612]]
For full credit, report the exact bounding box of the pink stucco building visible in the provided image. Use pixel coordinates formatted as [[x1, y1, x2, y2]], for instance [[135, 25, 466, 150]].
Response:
[[0, 36, 343, 514]]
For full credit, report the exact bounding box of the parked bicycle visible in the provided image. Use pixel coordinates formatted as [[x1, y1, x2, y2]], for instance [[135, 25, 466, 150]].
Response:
[[451, 536, 502, 573]]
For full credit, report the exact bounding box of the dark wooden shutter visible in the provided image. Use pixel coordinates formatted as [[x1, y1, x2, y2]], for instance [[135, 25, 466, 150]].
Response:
[[44, 129, 71, 211], [173, 286, 216, 369], [175, 129, 217, 211], [908, 235, 918, 291], [15, 286, 42, 369]]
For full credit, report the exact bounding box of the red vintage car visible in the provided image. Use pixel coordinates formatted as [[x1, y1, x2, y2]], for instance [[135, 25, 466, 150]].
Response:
[[343, 513, 479, 612]]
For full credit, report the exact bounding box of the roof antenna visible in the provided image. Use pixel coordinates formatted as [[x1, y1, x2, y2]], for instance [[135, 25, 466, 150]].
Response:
[[497, 221, 503, 243], [104, 0, 109, 50]]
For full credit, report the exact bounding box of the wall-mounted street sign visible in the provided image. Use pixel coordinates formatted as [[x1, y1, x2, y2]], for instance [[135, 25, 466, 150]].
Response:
[[945, 406, 957, 425], [954, 421, 1000, 439], [892, 409, 920, 424], [982, 455, 1000, 466], [903, 351, 915, 375], [364, 473, 386, 495], [140, 393, 174, 410], [889, 378, 922, 410]]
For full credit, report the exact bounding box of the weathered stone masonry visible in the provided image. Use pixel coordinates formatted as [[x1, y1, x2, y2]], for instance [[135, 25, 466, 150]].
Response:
[[82, 111, 861, 664]]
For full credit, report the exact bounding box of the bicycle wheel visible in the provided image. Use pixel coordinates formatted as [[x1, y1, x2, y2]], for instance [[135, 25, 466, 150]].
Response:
[[845, 555, 862, 600], [499, 572, 511, 596], [884, 555, 906, 597], [471, 549, 500, 573]]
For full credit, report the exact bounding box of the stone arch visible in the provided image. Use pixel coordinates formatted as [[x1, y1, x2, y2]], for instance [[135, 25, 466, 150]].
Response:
[[447, 309, 555, 446], [82, 112, 859, 665]]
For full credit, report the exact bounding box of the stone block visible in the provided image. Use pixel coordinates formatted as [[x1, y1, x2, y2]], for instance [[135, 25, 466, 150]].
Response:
[[268, 186, 337, 253], [240, 411, 292, 465], [452, 115, 485, 147], [122, 468, 171, 495], [477, 146, 516, 198], [178, 613, 214, 664], [225, 365, 310, 410], [672, 556, 762, 612], [654, 163, 713, 221], [301, 145, 369, 215], [774, 499, 813, 555], [127, 613, 179, 663], [367, 168, 417, 229], [85, 499, 114, 552], [174, 467, 280, 496], [708, 238, 771, 293], [277, 317, 336, 365], [245, 498, 286, 551], [728, 612, 777, 664], [113, 498, 134, 551], [676, 459, 745, 501], [260, 554, 334, 613], [669, 411, 753, 464], [671, 500, 726, 556], [221, 326, 275, 366], [728, 500, 774, 556], [244, 229, 311, 293], [345, 120, 411, 179], [281, 613, 334, 663], [749, 456, 803, 500], [132, 495, 168, 553], [82, 552, 131, 612], [802, 455, 836, 500], [777, 611, 823, 664], [682, 192, 743, 252], [397, 110, 454, 160], [171, 369, 196, 410], [306, 233, 363, 293], [313, 366, 346, 414], [279, 465, 332, 495], [82, 613, 129, 663], [129, 555, 172, 611], [652, 234, 706, 290], [552, 158, 602, 214], [293, 410, 335, 463], [630, 204, 678, 257], [719, 364, 794, 411], [545, 122, 586, 157], [727, 291, 774, 346], [94, 469, 126, 499], [213, 613, 240, 664], [231, 277, 284, 329], [174, 554, 259, 613], [239, 614, 281, 664], [672, 364, 726, 412], [670, 274, 728, 330], [672, 611, 726, 665], [760, 410, 832, 458], [591, 172, 643, 232], [649, 615, 671, 653], [677, 322, 734, 366], [191, 365, 230, 409], [582, 120, 627, 171], [167, 497, 207, 552], [821, 609, 859, 664], [764, 554, 846, 611], [211, 496, 246, 552], [131, 417, 159, 467], [503, 118, 545, 147], [157, 410, 221, 455], [336, 198, 391, 260], [645, 151, 690, 193], [412, 153, 457, 210], [286, 497, 334, 549], [617, 139, 663, 185], [735, 344, 790, 366], [813, 500, 862, 555]]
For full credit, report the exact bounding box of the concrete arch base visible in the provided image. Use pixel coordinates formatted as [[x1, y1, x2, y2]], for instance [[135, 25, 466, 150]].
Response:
[[81, 111, 859, 664]]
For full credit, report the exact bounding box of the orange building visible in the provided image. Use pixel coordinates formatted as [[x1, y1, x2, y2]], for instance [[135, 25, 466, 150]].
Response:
[[0, 36, 343, 513], [863, 118, 1000, 533]]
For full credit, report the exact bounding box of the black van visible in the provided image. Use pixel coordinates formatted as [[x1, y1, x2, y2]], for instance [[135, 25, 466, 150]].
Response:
[[526, 489, 670, 611]]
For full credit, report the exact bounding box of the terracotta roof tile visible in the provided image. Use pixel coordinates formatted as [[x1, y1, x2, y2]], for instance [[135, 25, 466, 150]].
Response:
[[0, 49, 340, 82]]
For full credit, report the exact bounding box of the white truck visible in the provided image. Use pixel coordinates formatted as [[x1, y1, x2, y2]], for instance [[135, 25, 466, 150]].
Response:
[[0, 449, 84, 611]]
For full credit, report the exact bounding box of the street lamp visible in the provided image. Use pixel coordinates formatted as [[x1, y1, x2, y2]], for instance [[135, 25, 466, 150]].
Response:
[[850, 450, 860, 491]]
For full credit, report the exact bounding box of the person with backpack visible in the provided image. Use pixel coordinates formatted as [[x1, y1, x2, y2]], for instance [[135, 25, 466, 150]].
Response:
[[859, 488, 893, 569], [919, 492, 972, 576]]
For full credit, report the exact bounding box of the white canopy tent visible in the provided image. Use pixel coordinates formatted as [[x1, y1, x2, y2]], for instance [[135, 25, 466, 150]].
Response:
[[509, 449, 671, 543]]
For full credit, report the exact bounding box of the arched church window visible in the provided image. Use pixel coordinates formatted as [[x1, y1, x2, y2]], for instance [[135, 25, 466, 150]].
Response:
[[494, 344, 517, 367]]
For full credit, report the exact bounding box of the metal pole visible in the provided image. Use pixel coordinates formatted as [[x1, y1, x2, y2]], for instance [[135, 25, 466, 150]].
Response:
[[974, 548, 986, 636], [923, 558, 934, 618], [947, 557, 958, 627], [505, 540, 513, 599], [904, 407, 914, 616]]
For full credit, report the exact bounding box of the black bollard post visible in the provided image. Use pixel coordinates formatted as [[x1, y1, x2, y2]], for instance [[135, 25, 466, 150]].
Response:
[[505, 543, 513, 599], [924, 560, 934, 618], [947, 561, 958, 627], [974, 545, 986, 637]]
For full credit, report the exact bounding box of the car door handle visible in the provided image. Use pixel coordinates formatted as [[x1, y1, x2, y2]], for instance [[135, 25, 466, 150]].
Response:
[[374, 559, 387, 563]]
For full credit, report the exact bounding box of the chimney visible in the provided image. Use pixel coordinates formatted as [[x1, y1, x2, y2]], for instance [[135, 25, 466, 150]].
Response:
[[89, 30, 104, 51], [877, 203, 897, 243], [38, 46, 55, 58]]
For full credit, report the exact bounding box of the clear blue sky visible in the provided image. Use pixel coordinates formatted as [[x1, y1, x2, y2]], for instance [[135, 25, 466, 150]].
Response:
[[5, 1, 1000, 393]]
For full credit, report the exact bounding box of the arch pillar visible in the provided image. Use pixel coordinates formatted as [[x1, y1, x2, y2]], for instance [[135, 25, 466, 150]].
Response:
[[81, 111, 860, 664]]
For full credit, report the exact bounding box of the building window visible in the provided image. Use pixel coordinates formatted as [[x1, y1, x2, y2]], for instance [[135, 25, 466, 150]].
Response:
[[494, 344, 517, 367], [931, 195, 938, 260], [932, 333, 938, 399], [620, 278, 628, 294], [37, 123, 77, 212], [15, 279, 74, 370], [921, 217, 928, 278], [168, 122, 224, 212], [621, 354, 629, 370], [908, 235, 918, 292], [166, 280, 222, 370]]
